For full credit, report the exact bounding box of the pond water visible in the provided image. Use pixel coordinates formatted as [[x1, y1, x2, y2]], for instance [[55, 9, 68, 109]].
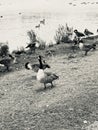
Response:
[[0, 1, 98, 52]]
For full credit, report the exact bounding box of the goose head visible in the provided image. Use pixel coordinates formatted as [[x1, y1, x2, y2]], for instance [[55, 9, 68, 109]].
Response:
[[74, 29, 78, 33]]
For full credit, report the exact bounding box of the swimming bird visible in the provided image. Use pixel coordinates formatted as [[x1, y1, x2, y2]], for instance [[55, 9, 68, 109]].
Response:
[[0, 54, 16, 71], [84, 29, 93, 36], [36, 55, 59, 89], [78, 40, 96, 55], [25, 59, 50, 72], [35, 24, 40, 29], [74, 29, 85, 37], [40, 19, 45, 25]]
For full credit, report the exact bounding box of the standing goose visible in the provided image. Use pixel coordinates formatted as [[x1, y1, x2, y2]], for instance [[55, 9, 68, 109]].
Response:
[[0, 54, 16, 71], [35, 24, 40, 29], [37, 56, 59, 89], [78, 40, 96, 56], [74, 29, 85, 38]]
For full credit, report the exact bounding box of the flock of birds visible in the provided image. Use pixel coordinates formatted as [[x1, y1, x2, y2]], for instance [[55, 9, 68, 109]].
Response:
[[0, 26, 98, 89], [68, 1, 98, 6], [0, 54, 16, 71], [72, 28, 97, 55], [24, 28, 98, 89]]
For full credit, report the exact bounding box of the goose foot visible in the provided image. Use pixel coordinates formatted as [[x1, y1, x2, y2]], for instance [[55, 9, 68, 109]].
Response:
[[51, 82, 54, 88]]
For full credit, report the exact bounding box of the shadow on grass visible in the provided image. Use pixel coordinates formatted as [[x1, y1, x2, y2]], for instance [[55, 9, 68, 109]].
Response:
[[35, 85, 56, 93]]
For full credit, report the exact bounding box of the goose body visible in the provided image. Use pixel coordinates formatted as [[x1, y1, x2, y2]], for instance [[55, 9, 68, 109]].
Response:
[[26, 43, 36, 53], [37, 56, 59, 89], [78, 40, 96, 55], [0, 54, 16, 71], [37, 69, 58, 88], [74, 30, 85, 37], [79, 42, 84, 50], [84, 29, 93, 36], [26, 43, 36, 48], [35, 24, 40, 28], [40, 19, 45, 24]]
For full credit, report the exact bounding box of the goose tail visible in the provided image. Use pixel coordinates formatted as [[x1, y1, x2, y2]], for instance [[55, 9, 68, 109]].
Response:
[[25, 62, 32, 70], [52, 74, 59, 80]]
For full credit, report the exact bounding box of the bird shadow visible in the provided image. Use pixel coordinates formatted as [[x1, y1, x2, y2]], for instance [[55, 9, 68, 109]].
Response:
[[31, 76, 36, 80], [35, 85, 56, 93]]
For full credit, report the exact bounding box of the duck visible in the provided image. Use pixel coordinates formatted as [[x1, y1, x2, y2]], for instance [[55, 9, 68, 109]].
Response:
[[78, 40, 96, 55], [36, 55, 59, 89], [74, 29, 85, 37], [25, 58, 50, 72], [0, 54, 16, 71], [84, 29, 93, 36]]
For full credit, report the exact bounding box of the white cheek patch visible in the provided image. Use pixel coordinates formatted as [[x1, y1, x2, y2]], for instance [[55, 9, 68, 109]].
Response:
[[28, 63, 32, 70]]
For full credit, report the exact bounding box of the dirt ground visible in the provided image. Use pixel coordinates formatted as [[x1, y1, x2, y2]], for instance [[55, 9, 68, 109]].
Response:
[[0, 46, 98, 130]]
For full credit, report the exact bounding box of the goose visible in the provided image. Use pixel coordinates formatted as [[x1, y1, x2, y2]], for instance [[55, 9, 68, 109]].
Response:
[[25, 59, 50, 72], [74, 29, 85, 37], [0, 54, 16, 71], [40, 19, 45, 25], [26, 43, 36, 52], [37, 55, 59, 89], [84, 29, 93, 36], [35, 24, 40, 28], [78, 40, 96, 55]]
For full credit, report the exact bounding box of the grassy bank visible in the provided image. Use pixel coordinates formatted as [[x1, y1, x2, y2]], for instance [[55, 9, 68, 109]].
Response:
[[0, 42, 98, 129]]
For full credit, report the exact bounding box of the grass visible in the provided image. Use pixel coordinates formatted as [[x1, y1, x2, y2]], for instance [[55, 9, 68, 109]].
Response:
[[0, 43, 98, 130]]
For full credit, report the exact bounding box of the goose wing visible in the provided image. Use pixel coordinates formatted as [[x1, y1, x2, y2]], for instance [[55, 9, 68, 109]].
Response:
[[0, 58, 11, 65], [44, 72, 59, 82]]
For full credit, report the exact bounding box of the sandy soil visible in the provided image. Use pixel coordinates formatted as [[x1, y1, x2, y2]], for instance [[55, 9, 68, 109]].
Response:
[[0, 46, 98, 130]]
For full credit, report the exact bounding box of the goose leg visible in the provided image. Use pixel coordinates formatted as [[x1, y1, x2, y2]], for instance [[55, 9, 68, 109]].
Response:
[[6, 65, 10, 71], [44, 83, 46, 89], [51, 82, 54, 88], [85, 51, 88, 56]]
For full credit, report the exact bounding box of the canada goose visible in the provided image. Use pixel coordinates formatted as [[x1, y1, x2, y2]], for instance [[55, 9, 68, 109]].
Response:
[[0, 54, 16, 71], [26, 43, 36, 52], [25, 59, 50, 72], [74, 29, 85, 37], [78, 40, 96, 55], [35, 24, 40, 28], [40, 19, 45, 25], [37, 56, 59, 89], [84, 29, 93, 36]]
